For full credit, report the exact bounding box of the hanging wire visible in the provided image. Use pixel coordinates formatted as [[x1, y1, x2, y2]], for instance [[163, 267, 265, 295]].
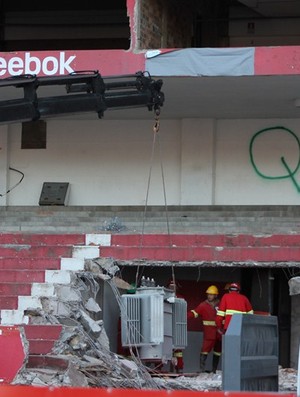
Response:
[[255, 268, 263, 299], [140, 117, 159, 245], [153, 108, 160, 134], [156, 125, 176, 285], [135, 108, 174, 289], [135, 118, 158, 288], [155, 111, 176, 286], [282, 268, 290, 280], [157, 131, 170, 237]]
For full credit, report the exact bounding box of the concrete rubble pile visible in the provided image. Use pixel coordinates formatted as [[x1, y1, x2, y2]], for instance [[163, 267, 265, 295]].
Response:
[[12, 258, 298, 391]]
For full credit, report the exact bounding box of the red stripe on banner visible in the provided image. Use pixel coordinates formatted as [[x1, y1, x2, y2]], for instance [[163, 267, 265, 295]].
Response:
[[0, 50, 145, 78], [255, 46, 300, 75]]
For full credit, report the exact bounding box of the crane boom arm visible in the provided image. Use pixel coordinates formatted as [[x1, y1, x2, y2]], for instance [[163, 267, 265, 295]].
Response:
[[0, 70, 164, 124]]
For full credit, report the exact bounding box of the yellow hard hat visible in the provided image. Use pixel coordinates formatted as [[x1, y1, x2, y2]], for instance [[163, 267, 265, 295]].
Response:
[[206, 285, 219, 295]]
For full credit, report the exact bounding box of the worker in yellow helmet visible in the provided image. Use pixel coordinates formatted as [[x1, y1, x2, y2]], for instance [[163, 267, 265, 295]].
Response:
[[187, 285, 221, 373]]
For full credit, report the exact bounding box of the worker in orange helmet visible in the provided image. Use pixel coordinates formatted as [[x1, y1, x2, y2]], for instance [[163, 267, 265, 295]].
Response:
[[187, 285, 221, 373], [216, 282, 254, 334]]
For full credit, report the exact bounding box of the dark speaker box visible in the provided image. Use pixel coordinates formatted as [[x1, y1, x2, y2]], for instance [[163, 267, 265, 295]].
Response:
[[39, 182, 70, 206]]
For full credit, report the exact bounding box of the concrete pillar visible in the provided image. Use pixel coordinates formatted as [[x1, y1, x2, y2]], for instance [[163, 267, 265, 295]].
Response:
[[0, 125, 8, 206], [290, 295, 300, 368]]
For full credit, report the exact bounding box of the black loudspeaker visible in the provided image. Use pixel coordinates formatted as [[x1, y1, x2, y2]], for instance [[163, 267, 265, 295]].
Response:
[[39, 182, 70, 206], [22, 120, 47, 149]]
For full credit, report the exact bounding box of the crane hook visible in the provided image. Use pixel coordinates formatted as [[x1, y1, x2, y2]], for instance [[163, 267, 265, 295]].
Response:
[[153, 107, 160, 134]]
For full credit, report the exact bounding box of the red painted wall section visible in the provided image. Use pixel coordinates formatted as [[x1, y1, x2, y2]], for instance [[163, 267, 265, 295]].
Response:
[[100, 234, 300, 262], [102, 245, 300, 261], [0, 386, 296, 397], [255, 46, 300, 75], [0, 326, 26, 384], [3, 46, 300, 79], [111, 234, 300, 247], [0, 233, 85, 245]]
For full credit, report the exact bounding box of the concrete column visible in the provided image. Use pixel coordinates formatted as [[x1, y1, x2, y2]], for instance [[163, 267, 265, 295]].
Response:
[[290, 295, 300, 368], [0, 125, 8, 206]]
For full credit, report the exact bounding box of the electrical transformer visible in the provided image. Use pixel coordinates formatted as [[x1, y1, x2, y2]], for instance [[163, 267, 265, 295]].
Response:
[[120, 286, 187, 364]]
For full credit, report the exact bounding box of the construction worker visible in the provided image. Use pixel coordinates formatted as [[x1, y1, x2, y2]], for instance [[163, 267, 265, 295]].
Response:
[[168, 279, 184, 373], [187, 285, 221, 373], [215, 282, 254, 334]]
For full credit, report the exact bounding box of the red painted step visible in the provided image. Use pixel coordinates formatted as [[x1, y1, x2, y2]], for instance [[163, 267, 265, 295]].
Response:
[[0, 270, 45, 283], [27, 340, 56, 354], [24, 324, 62, 340], [0, 283, 31, 296], [100, 245, 300, 262], [27, 354, 69, 369], [0, 257, 60, 270], [23, 325, 63, 355], [0, 245, 73, 258], [111, 234, 300, 247], [0, 233, 85, 246], [0, 296, 18, 309]]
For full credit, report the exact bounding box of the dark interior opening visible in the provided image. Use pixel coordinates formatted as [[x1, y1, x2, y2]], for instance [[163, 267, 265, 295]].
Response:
[[0, 0, 130, 51]]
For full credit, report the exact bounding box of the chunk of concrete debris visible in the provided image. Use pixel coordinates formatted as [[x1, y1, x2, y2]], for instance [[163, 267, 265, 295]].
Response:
[[31, 376, 49, 387], [85, 298, 101, 314], [56, 285, 82, 302], [120, 358, 138, 378], [63, 362, 89, 387], [79, 309, 102, 338], [29, 368, 59, 385], [40, 298, 72, 317], [82, 355, 106, 367], [87, 257, 120, 277], [288, 277, 300, 295], [112, 276, 132, 290], [69, 335, 87, 351], [97, 326, 110, 351]]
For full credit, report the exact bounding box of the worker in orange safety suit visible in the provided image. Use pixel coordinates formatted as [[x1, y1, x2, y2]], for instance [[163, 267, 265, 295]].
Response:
[[168, 279, 185, 373], [215, 282, 254, 333], [187, 285, 221, 373]]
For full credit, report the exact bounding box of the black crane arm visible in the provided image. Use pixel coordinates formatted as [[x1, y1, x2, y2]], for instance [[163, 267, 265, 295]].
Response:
[[0, 70, 164, 124]]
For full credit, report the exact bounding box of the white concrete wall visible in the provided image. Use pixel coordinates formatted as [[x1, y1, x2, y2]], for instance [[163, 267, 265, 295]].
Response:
[[3, 117, 300, 205], [180, 119, 214, 205], [215, 119, 300, 204]]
